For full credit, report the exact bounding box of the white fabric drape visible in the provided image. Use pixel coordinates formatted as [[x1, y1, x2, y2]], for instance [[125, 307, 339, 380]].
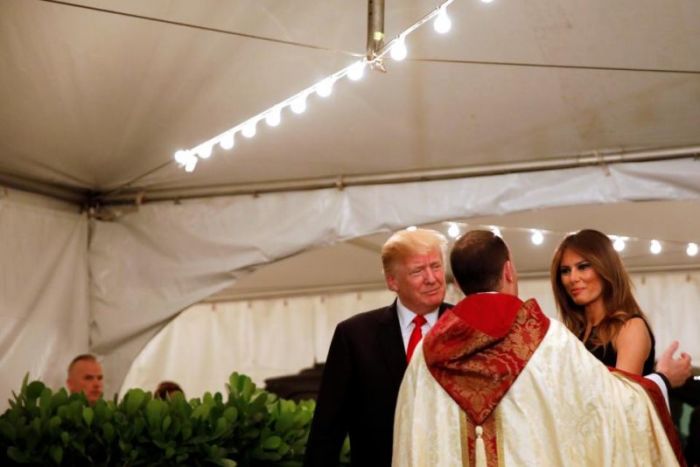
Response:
[[121, 273, 699, 398], [119, 285, 465, 397], [93, 159, 700, 396], [0, 194, 89, 411]]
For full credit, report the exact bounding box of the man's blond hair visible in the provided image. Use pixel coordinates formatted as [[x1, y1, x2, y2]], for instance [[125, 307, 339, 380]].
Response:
[[381, 228, 447, 275]]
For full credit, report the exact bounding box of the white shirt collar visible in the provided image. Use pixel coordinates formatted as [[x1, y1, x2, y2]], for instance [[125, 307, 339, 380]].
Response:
[[396, 298, 440, 331]]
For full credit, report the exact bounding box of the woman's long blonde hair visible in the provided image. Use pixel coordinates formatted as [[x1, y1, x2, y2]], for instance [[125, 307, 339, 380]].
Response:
[[550, 229, 648, 348]]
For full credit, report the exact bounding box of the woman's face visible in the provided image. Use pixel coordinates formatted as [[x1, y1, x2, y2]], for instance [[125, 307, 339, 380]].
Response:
[[558, 248, 604, 308]]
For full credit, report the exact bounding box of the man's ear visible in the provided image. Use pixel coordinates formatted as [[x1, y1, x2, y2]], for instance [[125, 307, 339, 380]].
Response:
[[503, 260, 515, 285], [385, 272, 398, 292]]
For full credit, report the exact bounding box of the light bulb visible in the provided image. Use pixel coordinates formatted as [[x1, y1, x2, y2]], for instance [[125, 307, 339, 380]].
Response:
[[687, 242, 698, 257], [447, 223, 460, 239], [198, 145, 212, 159], [184, 157, 197, 173], [490, 226, 502, 238], [220, 132, 235, 150], [650, 240, 662, 255], [316, 78, 335, 98], [390, 38, 408, 61], [347, 61, 365, 81], [612, 237, 626, 252], [291, 95, 307, 114], [433, 7, 452, 34], [242, 121, 257, 138], [174, 150, 190, 165], [531, 230, 544, 245], [266, 108, 281, 127]]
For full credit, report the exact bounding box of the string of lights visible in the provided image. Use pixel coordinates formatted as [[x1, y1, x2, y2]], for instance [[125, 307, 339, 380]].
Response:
[[174, 0, 460, 172], [408, 223, 699, 258]]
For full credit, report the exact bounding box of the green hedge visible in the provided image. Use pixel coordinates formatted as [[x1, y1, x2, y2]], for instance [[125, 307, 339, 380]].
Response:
[[0, 372, 348, 466]]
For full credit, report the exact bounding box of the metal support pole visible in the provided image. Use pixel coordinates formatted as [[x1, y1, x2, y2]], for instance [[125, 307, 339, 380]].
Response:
[[367, 0, 385, 59]]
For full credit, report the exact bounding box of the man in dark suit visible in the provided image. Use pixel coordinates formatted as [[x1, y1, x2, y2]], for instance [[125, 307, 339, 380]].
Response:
[[304, 228, 452, 467]]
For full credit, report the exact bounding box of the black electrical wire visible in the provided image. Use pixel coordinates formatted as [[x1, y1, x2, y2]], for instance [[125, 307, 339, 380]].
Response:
[[36, 0, 360, 57]]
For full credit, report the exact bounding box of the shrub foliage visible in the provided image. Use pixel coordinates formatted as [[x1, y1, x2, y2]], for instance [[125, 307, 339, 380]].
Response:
[[0, 373, 319, 466]]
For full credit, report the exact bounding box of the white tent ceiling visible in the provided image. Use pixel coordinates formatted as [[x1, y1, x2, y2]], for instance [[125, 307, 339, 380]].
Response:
[[1, 0, 698, 201]]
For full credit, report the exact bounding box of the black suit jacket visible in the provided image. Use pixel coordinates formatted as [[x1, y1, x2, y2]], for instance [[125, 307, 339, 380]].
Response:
[[304, 301, 451, 467]]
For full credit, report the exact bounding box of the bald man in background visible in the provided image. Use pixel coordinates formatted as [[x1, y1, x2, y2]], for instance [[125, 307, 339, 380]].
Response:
[[66, 354, 104, 405]]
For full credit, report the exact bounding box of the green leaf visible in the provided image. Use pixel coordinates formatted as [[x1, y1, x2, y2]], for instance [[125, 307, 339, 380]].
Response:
[[57, 405, 69, 419], [102, 422, 115, 442], [163, 415, 173, 432], [93, 399, 108, 421], [262, 435, 282, 450], [48, 415, 62, 434], [214, 417, 228, 436], [31, 416, 41, 435], [241, 378, 254, 400], [223, 406, 238, 423], [275, 410, 294, 433], [51, 389, 68, 409], [20, 373, 29, 394], [192, 403, 211, 420], [146, 398, 164, 429], [0, 419, 16, 441], [252, 392, 268, 408], [7, 446, 29, 463], [132, 417, 145, 436], [119, 439, 131, 454], [69, 438, 86, 456], [125, 388, 146, 416], [68, 401, 83, 423], [217, 459, 237, 467], [49, 445, 63, 465], [82, 406, 94, 427], [181, 423, 193, 440], [26, 381, 45, 400], [39, 387, 53, 417]]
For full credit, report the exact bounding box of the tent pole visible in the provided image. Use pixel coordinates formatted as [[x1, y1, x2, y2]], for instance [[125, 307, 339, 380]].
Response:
[[94, 145, 700, 205], [367, 0, 385, 60], [0, 172, 87, 205]]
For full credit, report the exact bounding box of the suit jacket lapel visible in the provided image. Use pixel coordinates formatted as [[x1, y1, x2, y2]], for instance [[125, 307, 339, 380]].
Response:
[[378, 301, 407, 384], [438, 302, 451, 317], [378, 301, 453, 385]]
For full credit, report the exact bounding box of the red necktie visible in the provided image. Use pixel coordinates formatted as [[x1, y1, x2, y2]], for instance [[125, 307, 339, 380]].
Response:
[[406, 315, 428, 363]]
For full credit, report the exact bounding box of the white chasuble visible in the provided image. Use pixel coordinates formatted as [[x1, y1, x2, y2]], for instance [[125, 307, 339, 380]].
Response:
[[393, 297, 681, 467]]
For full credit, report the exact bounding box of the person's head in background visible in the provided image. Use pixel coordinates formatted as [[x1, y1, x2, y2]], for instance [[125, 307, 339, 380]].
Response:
[[450, 229, 518, 297], [66, 354, 103, 405], [381, 228, 448, 315], [154, 381, 184, 400]]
